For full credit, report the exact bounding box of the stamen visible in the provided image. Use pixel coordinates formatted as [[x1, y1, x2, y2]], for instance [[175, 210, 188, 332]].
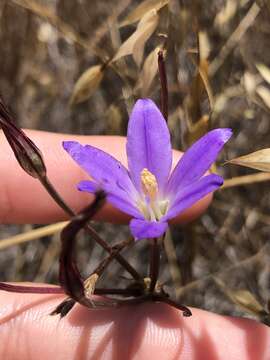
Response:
[[140, 168, 158, 200], [137, 169, 169, 221], [159, 200, 169, 216]]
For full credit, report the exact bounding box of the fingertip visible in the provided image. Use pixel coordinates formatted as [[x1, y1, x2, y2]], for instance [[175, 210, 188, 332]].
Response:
[[182, 308, 270, 360], [1, 289, 270, 360]]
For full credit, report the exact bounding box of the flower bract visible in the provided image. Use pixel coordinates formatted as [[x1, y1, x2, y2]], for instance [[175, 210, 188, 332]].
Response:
[[63, 99, 232, 240]]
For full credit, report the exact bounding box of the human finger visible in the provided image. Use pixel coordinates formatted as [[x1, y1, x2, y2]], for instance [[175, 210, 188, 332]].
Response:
[[0, 129, 212, 223], [0, 288, 269, 360]]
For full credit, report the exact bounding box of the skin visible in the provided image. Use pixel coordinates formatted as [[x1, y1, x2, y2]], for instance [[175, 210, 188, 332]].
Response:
[[0, 130, 210, 224], [0, 130, 269, 360]]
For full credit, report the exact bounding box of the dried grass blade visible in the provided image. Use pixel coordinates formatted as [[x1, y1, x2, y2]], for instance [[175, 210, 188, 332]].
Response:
[[0, 222, 67, 251], [222, 173, 270, 189], [70, 64, 105, 105], [113, 9, 158, 67], [119, 0, 168, 27], [227, 149, 270, 172], [209, 3, 260, 76]]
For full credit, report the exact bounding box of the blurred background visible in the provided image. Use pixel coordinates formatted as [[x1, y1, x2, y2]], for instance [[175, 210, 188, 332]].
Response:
[[1, 0, 270, 324]]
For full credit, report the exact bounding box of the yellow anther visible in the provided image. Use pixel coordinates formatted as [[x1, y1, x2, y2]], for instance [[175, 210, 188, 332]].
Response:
[[140, 168, 158, 200]]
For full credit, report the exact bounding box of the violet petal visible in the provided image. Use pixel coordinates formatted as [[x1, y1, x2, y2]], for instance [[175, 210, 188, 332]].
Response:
[[63, 141, 137, 201], [126, 99, 172, 193], [166, 129, 232, 194], [78, 179, 142, 218], [163, 174, 223, 221], [130, 218, 168, 240], [77, 180, 99, 193], [107, 194, 144, 218]]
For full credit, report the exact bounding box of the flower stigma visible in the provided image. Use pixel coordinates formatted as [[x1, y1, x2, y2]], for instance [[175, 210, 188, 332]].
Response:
[[138, 168, 169, 221]]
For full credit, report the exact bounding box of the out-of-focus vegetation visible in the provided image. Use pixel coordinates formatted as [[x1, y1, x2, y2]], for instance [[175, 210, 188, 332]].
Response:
[[1, 0, 270, 324]]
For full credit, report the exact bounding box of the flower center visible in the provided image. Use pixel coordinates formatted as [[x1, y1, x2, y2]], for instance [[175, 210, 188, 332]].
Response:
[[138, 168, 169, 221], [141, 168, 158, 200]]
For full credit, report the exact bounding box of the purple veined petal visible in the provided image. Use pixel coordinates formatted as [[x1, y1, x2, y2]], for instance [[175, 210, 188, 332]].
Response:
[[63, 141, 137, 198], [129, 218, 168, 240], [107, 194, 144, 218], [166, 129, 232, 194], [78, 180, 143, 218], [126, 99, 172, 193], [77, 180, 99, 193], [163, 174, 223, 221]]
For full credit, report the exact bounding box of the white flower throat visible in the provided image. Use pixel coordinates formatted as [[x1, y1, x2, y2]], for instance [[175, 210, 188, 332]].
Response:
[[138, 168, 169, 221]]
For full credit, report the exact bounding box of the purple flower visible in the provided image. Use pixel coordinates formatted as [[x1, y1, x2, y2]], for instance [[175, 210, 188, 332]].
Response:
[[63, 99, 232, 240]]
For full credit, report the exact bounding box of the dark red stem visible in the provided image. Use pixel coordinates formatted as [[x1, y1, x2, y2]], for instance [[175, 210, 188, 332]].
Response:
[[158, 50, 168, 121]]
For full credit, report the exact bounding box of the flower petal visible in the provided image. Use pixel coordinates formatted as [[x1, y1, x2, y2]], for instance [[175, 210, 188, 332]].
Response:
[[77, 181, 143, 218], [166, 129, 232, 194], [107, 194, 144, 218], [126, 99, 172, 192], [77, 180, 99, 193], [63, 141, 136, 198], [164, 174, 223, 221], [130, 218, 168, 240]]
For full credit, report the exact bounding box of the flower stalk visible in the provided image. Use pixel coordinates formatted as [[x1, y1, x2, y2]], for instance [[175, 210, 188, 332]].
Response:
[[149, 238, 160, 293], [92, 237, 134, 278], [158, 50, 168, 122], [0, 282, 64, 294]]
